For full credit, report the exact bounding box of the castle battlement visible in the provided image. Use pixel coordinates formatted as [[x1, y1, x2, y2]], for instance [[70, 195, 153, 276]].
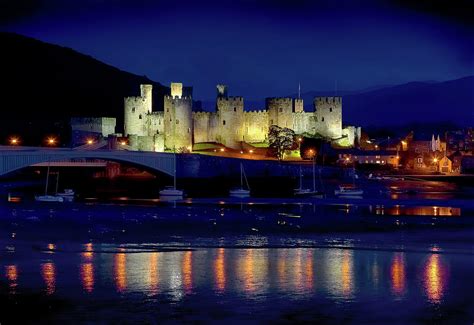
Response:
[[266, 97, 293, 104], [315, 96, 342, 104], [164, 95, 192, 101], [217, 96, 243, 102]]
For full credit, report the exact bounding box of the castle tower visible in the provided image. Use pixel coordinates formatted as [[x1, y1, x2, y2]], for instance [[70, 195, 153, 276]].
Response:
[[171, 82, 183, 98], [124, 84, 153, 137], [266, 98, 294, 129], [216, 84, 244, 148], [294, 98, 304, 113], [314, 97, 342, 139], [164, 82, 193, 150]]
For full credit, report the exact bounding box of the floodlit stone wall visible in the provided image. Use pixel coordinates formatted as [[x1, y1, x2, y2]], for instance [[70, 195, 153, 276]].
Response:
[[123, 84, 356, 152]]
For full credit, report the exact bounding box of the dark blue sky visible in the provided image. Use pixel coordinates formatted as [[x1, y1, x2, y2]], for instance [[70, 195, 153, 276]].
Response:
[[2, 0, 473, 100]]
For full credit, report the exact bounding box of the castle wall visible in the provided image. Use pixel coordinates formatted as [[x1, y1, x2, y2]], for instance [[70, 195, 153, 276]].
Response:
[[243, 110, 268, 143], [70, 117, 116, 137], [146, 112, 164, 136], [193, 112, 211, 143], [122, 84, 357, 152], [314, 97, 342, 139]]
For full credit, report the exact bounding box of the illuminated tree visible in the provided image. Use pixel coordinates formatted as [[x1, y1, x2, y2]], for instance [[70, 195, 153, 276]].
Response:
[[268, 125, 295, 160]]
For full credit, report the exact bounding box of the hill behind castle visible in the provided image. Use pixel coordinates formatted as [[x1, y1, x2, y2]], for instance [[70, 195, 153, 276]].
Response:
[[0, 32, 168, 144]]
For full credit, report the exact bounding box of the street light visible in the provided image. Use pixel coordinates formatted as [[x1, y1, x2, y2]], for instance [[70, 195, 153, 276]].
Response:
[[9, 137, 19, 145], [87, 139, 93, 145], [47, 137, 57, 146], [249, 149, 254, 154]]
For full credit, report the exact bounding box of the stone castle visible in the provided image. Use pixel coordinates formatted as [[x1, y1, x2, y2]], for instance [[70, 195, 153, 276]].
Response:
[[123, 83, 361, 151]]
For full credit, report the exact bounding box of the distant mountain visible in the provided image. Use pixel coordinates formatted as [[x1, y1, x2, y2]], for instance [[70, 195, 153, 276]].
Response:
[[0, 32, 168, 144], [342, 77, 474, 128], [296, 77, 473, 128]]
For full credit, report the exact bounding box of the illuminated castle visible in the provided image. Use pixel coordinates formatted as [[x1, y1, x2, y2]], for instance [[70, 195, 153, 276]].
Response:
[[123, 83, 361, 151]]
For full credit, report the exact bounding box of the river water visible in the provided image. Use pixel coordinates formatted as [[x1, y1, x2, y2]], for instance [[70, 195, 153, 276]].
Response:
[[0, 200, 473, 324]]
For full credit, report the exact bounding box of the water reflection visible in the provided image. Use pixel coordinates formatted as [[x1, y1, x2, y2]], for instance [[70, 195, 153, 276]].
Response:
[[5, 265, 18, 293], [182, 251, 193, 294], [326, 250, 354, 299], [214, 248, 226, 293], [80, 243, 95, 293], [114, 249, 127, 293], [371, 205, 461, 217], [81, 263, 94, 293], [424, 254, 448, 304], [148, 252, 159, 295], [390, 253, 406, 297], [41, 262, 56, 295], [238, 249, 269, 297]]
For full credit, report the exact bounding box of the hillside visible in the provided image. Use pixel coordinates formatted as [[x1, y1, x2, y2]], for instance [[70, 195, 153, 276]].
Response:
[[343, 77, 474, 128], [0, 32, 168, 144], [296, 77, 473, 128]]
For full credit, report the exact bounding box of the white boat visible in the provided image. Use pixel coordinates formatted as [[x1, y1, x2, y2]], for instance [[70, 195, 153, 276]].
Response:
[[334, 184, 364, 197], [35, 162, 65, 203], [159, 149, 184, 200], [230, 163, 250, 198], [57, 188, 75, 197], [35, 195, 64, 202]]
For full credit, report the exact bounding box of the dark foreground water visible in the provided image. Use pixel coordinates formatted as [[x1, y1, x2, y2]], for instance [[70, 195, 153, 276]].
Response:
[[0, 200, 473, 324]]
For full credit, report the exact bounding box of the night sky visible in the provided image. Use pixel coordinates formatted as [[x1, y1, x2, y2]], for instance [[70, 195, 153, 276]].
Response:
[[1, 0, 473, 100]]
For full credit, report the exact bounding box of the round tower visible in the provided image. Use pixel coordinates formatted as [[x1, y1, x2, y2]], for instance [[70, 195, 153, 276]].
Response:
[[266, 98, 293, 129], [164, 94, 193, 150], [217, 96, 244, 148], [314, 96, 342, 139], [124, 84, 153, 136]]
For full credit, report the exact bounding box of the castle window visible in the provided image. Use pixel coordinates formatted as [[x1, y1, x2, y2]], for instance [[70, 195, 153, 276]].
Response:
[[330, 108, 332, 112], [270, 119, 273, 125], [234, 107, 236, 112], [132, 107, 136, 113], [166, 108, 169, 112], [188, 128, 190, 133], [279, 108, 283, 113], [176, 119, 179, 125], [139, 114, 142, 119], [223, 120, 226, 125], [322, 117, 325, 122]]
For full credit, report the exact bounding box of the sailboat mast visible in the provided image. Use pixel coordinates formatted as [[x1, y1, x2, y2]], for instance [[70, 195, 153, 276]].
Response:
[[44, 162, 50, 195], [299, 166, 303, 190], [173, 147, 177, 190], [312, 156, 316, 192], [55, 171, 59, 194], [240, 163, 243, 189]]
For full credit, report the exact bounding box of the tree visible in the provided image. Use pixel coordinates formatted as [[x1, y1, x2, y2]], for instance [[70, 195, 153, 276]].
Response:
[[268, 125, 295, 160]]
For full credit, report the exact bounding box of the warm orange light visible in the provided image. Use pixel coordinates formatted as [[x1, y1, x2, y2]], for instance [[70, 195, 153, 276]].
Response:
[[375, 145, 379, 149], [47, 137, 56, 145], [249, 149, 254, 154], [121, 141, 127, 145], [220, 148, 225, 152], [10, 137, 19, 145], [433, 158, 438, 163], [298, 137, 302, 142], [345, 157, 350, 161], [87, 139, 93, 145]]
